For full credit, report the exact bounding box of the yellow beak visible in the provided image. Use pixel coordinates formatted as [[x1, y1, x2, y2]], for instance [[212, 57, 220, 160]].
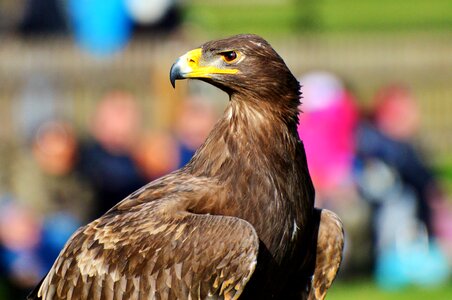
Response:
[[170, 48, 239, 87]]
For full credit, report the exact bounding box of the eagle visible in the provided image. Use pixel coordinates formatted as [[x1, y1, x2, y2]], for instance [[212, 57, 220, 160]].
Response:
[[28, 34, 344, 300]]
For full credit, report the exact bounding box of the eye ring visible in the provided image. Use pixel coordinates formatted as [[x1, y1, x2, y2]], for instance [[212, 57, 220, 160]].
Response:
[[221, 51, 238, 63]]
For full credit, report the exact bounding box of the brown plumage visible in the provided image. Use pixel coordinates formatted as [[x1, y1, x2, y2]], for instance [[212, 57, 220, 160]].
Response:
[[28, 34, 344, 300]]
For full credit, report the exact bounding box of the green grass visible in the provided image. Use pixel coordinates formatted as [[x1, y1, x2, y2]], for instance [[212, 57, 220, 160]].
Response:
[[318, 0, 452, 32], [329, 280, 452, 300], [0, 279, 450, 300], [184, 0, 452, 36], [184, 4, 301, 36], [433, 157, 452, 198]]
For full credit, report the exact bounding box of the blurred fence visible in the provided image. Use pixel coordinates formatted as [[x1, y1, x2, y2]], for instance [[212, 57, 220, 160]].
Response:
[[0, 33, 451, 156]]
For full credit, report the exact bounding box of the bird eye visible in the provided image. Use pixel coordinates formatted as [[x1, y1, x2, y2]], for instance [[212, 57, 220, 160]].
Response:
[[221, 51, 238, 63]]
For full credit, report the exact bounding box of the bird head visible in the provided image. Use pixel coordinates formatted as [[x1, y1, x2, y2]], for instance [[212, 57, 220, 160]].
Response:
[[170, 34, 300, 102]]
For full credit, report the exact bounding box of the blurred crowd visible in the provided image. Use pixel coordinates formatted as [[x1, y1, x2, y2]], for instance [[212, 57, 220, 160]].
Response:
[[297, 72, 452, 289], [1, 72, 451, 297]]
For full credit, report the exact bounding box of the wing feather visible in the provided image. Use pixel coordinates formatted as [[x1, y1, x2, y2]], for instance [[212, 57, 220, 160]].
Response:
[[31, 183, 259, 300], [308, 209, 344, 300]]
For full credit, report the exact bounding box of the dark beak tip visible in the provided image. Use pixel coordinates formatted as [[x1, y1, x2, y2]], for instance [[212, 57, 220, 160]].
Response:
[[169, 62, 181, 89]]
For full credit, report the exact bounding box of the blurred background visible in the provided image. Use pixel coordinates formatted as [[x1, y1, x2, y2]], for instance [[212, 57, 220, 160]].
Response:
[[0, 0, 451, 299]]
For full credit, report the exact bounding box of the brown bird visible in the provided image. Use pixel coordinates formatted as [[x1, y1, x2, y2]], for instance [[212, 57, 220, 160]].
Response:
[[28, 34, 344, 300]]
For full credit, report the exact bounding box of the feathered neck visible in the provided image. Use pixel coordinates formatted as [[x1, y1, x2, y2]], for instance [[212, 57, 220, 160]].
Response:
[[186, 89, 302, 179]]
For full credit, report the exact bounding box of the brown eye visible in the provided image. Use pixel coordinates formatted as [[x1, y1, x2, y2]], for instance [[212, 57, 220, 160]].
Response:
[[221, 51, 237, 62]]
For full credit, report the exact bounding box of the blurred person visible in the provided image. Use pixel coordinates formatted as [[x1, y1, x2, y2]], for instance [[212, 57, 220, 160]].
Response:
[[373, 85, 421, 140], [357, 85, 440, 238], [173, 96, 219, 168], [78, 91, 147, 218], [11, 120, 92, 220], [3, 120, 91, 297], [133, 97, 218, 181], [355, 84, 449, 289], [297, 71, 371, 275], [133, 130, 180, 181], [0, 198, 42, 299], [297, 71, 359, 202]]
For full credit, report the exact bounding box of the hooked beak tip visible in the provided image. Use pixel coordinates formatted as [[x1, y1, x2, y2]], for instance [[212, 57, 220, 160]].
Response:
[[169, 62, 182, 89]]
